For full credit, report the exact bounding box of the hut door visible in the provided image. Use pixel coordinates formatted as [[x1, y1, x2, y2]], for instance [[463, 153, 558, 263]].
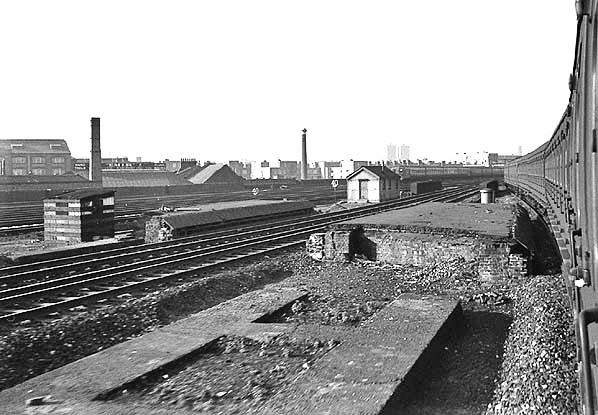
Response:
[[359, 179, 369, 200]]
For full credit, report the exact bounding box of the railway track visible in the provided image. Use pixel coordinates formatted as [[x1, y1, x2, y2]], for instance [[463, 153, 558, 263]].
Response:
[[0, 186, 476, 323], [0, 185, 347, 233]]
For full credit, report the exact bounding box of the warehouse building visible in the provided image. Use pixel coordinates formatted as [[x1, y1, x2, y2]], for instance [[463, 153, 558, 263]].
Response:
[[0, 139, 72, 176], [346, 166, 401, 203]]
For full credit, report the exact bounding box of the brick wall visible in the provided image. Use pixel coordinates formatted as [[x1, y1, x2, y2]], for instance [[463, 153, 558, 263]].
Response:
[[145, 216, 172, 243], [307, 228, 530, 280]]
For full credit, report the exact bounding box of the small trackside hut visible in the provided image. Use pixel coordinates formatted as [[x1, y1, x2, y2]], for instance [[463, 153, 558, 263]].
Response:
[[346, 166, 401, 203], [43, 189, 115, 242]]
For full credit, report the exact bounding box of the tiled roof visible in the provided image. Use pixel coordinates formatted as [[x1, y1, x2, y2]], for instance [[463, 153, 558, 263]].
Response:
[[0, 139, 71, 154], [346, 166, 401, 180]]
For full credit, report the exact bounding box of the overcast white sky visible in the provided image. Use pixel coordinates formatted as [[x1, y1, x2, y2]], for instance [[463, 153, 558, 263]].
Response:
[[0, 1, 576, 163]]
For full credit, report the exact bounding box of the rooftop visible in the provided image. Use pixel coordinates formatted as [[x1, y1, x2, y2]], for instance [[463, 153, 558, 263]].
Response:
[[346, 166, 400, 181], [0, 139, 71, 154], [50, 189, 115, 200], [100, 171, 192, 187]]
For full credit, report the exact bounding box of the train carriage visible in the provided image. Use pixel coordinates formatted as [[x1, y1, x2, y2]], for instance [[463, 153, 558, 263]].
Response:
[[504, 2, 598, 411]]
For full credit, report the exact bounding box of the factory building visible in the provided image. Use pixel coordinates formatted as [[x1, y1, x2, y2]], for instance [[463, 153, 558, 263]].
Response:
[[346, 166, 401, 203], [0, 139, 72, 176]]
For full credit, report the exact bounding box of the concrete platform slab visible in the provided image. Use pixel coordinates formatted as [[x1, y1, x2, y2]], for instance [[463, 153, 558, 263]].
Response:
[[0, 284, 306, 414], [308, 201, 535, 279], [334, 202, 516, 238], [260, 294, 462, 415]]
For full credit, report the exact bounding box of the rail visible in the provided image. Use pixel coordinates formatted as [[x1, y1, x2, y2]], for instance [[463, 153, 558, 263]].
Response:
[[0, 186, 476, 323]]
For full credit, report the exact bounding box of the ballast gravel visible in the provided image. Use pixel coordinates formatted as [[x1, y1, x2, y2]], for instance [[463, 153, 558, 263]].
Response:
[[0, 255, 295, 391], [485, 276, 578, 415], [0, 208, 580, 414]]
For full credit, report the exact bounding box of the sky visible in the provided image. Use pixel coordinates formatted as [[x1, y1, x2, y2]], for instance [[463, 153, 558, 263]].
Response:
[[0, 1, 577, 163]]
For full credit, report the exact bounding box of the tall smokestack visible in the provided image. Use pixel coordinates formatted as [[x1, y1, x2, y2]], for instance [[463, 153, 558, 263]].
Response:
[[301, 128, 307, 180], [89, 117, 102, 183]]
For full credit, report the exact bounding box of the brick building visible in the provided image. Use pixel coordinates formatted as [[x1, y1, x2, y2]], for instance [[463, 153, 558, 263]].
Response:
[[0, 139, 72, 176]]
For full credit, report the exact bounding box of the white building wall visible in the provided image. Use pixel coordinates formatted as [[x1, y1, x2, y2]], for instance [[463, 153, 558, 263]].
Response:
[[368, 178, 381, 202], [347, 170, 381, 203], [347, 176, 360, 201], [250, 161, 272, 179], [328, 166, 343, 179]]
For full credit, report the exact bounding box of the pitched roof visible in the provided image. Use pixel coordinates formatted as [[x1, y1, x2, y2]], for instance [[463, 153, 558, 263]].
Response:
[[178, 163, 243, 184], [0, 139, 71, 154], [176, 164, 206, 180], [346, 165, 400, 180], [101, 170, 193, 187]]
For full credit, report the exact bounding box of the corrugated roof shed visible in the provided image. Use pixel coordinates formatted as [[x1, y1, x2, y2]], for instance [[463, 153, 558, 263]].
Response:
[[0, 139, 71, 154], [161, 200, 314, 230]]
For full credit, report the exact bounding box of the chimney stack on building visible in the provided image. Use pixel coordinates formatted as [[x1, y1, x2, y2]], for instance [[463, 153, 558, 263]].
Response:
[[301, 128, 307, 180], [89, 117, 102, 183]]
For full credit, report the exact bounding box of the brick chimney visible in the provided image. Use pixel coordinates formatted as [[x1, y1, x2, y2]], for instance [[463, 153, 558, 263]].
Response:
[[301, 128, 307, 180], [89, 117, 102, 183]]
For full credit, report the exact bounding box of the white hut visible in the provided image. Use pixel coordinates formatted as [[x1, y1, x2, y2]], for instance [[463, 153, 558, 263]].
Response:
[[346, 166, 401, 203]]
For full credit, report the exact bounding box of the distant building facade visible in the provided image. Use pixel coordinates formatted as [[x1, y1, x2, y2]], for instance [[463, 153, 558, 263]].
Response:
[[306, 163, 323, 180], [399, 145, 410, 162], [454, 151, 490, 166], [228, 160, 252, 179], [386, 144, 397, 162], [279, 160, 299, 179], [73, 157, 168, 171], [0, 139, 72, 176], [320, 161, 342, 179]]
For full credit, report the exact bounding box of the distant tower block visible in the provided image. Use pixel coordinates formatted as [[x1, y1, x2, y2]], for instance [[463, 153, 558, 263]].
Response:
[[89, 117, 102, 182], [301, 128, 308, 180]]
